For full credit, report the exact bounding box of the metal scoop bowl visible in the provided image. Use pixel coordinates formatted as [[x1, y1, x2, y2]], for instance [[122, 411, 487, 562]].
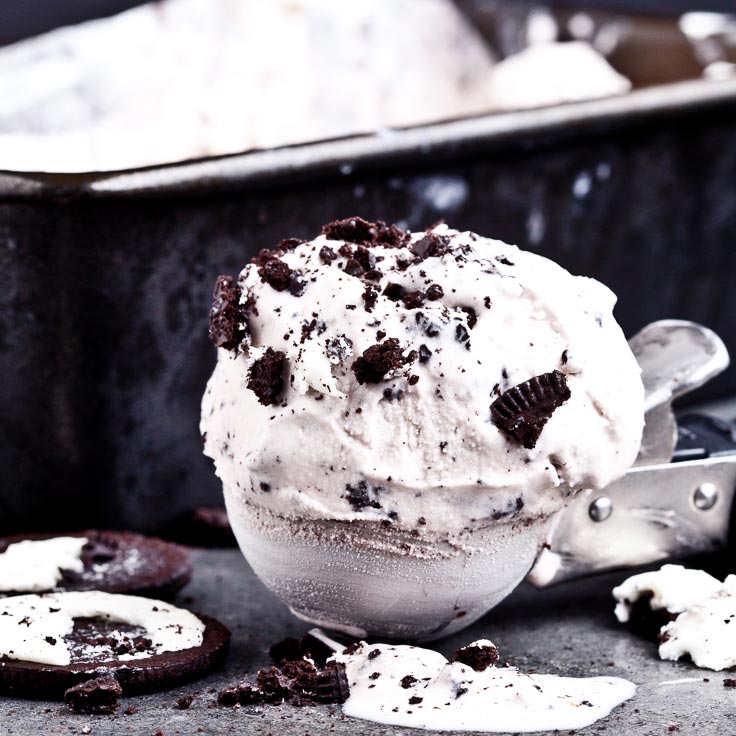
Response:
[[227, 320, 731, 640]]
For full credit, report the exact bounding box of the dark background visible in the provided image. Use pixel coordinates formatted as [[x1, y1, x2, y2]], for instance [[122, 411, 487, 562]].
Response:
[[0, 1, 734, 537]]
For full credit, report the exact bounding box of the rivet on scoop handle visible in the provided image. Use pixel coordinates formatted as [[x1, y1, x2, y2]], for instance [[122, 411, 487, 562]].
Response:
[[528, 320, 733, 587]]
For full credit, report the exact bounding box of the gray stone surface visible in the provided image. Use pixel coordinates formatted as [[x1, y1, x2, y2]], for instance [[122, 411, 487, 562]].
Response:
[[1, 548, 734, 736]]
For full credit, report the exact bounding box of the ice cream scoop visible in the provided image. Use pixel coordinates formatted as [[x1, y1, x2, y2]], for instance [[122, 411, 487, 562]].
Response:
[[201, 218, 645, 638]]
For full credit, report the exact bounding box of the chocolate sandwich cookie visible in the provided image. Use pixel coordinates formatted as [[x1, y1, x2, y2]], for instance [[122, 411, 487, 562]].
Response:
[[0, 591, 230, 698], [0, 531, 192, 598]]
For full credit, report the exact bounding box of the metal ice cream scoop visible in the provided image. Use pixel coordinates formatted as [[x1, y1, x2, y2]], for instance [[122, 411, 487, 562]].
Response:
[[528, 319, 734, 588], [231, 320, 733, 640]]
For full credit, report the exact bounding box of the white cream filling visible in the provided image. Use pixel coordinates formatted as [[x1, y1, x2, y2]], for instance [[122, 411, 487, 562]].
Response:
[[0, 591, 204, 666], [334, 640, 636, 732], [0, 538, 88, 593]]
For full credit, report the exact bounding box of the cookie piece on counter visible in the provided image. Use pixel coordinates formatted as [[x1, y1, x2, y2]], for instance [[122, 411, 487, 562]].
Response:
[[0, 591, 229, 698], [0, 531, 192, 597]]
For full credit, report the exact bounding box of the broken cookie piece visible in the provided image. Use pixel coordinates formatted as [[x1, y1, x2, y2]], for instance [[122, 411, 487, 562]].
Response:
[[453, 640, 499, 671], [248, 348, 286, 406], [491, 370, 571, 449], [208, 275, 248, 352], [65, 675, 122, 715], [352, 338, 416, 385]]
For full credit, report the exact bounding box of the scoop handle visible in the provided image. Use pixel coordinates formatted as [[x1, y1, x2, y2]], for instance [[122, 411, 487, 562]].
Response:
[[527, 320, 732, 587], [527, 448, 736, 587]]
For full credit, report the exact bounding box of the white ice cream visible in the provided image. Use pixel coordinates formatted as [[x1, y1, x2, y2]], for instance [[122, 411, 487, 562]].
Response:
[[334, 639, 636, 732], [0, 0, 496, 173], [614, 565, 736, 671], [201, 222, 644, 536], [659, 576, 736, 671], [0, 537, 87, 593], [0, 591, 204, 666], [487, 41, 631, 111], [613, 564, 725, 623]]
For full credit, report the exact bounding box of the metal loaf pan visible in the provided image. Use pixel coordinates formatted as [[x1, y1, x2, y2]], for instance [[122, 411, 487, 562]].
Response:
[[1, 3, 735, 535]]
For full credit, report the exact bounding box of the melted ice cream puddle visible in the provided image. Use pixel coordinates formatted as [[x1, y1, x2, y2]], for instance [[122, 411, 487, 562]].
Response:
[[614, 565, 736, 671], [0, 591, 204, 666], [0, 537, 88, 592], [332, 639, 636, 732]]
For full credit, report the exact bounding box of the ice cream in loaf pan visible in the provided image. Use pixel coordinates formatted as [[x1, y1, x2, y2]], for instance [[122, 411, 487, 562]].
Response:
[[201, 218, 644, 536]]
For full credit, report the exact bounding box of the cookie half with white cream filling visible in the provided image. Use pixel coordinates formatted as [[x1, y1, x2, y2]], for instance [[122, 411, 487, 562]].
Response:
[[0, 531, 192, 598], [0, 591, 229, 698]]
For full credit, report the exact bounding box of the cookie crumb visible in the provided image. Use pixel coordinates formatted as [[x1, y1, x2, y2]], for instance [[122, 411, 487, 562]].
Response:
[[176, 694, 194, 710]]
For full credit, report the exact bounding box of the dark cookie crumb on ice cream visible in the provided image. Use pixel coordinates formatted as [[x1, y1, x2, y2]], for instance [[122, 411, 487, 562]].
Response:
[[208, 275, 247, 352], [352, 338, 416, 385], [248, 348, 286, 405], [258, 258, 301, 294], [453, 642, 499, 671], [411, 232, 451, 260], [343, 481, 382, 511], [322, 217, 408, 248]]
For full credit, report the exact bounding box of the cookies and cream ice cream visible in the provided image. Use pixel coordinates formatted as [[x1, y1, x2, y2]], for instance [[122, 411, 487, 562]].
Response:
[[201, 218, 644, 538], [614, 565, 736, 671], [487, 41, 631, 112], [0, 0, 497, 172], [334, 638, 636, 732]]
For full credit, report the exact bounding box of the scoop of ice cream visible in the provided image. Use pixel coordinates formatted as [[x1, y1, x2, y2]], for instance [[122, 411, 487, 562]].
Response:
[[201, 219, 643, 536]]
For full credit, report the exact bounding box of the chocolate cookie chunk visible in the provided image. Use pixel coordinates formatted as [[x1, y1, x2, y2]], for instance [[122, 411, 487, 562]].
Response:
[[218, 659, 348, 708], [453, 642, 499, 672], [0, 612, 229, 699], [258, 258, 293, 291], [208, 275, 247, 352], [490, 370, 571, 449], [0, 531, 192, 598], [248, 348, 286, 405], [65, 675, 122, 714], [322, 217, 408, 248], [352, 338, 416, 385], [411, 232, 451, 260]]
